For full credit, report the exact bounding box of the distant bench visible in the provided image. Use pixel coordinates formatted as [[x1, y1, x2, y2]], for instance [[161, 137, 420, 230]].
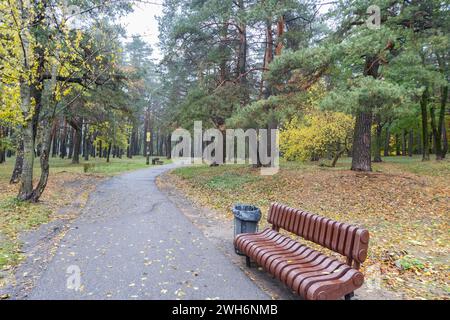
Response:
[[151, 158, 164, 165], [234, 203, 369, 300]]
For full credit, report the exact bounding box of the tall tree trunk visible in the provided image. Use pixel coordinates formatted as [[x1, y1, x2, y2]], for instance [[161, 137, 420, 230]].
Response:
[[6, 127, 13, 158], [432, 85, 448, 160], [218, 21, 230, 86], [0, 126, 5, 164], [18, 82, 35, 200], [106, 144, 111, 163], [408, 129, 414, 157], [384, 125, 390, 156], [59, 120, 68, 159], [442, 122, 448, 159], [166, 133, 172, 159], [71, 123, 82, 164], [99, 140, 103, 158], [402, 129, 407, 156], [68, 128, 74, 159], [259, 20, 273, 98], [51, 119, 58, 157], [395, 134, 401, 155], [373, 114, 383, 162], [420, 87, 430, 161], [83, 123, 90, 161], [236, 0, 248, 104], [351, 110, 373, 171], [18, 124, 34, 200], [351, 55, 379, 172], [143, 110, 149, 156], [10, 138, 24, 184], [30, 119, 54, 202], [158, 133, 164, 156]]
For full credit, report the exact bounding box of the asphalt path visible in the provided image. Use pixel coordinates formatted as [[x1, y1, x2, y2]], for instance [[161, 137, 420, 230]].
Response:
[[29, 164, 268, 300]]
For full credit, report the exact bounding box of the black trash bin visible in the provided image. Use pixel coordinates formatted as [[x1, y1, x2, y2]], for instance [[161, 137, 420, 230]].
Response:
[[232, 204, 261, 255]]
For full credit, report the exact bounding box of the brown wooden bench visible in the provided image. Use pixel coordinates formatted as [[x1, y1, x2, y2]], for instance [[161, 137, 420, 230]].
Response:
[[234, 203, 369, 300], [152, 158, 164, 165]]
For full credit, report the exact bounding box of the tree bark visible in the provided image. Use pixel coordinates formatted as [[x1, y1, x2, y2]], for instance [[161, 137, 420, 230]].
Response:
[[373, 114, 383, 162], [384, 125, 390, 156], [351, 55, 379, 172], [18, 79, 35, 200], [106, 144, 111, 163], [30, 119, 54, 202], [402, 129, 407, 156], [10, 138, 24, 184], [166, 133, 172, 159], [18, 123, 35, 200], [0, 126, 5, 164], [259, 20, 273, 98], [71, 123, 82, 164], [236, 0, 248, 104], [443, 121, 448, 159], [51, 119, 58, 157], [420, 87, 430, 161], [68, 128, 74, 159], [432, 85, 448, 160], [408, 129, 414, 157], [351, 110, 373, 171], [83, 123, 90, 161], [59, 120, 68, 159]]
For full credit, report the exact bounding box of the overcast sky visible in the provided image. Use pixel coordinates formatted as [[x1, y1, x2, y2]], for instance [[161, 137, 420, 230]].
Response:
[[120, 1, 164, 61]]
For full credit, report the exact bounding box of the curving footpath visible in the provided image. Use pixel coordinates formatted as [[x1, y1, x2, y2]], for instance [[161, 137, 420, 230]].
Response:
[[29, 164, 268, 300]]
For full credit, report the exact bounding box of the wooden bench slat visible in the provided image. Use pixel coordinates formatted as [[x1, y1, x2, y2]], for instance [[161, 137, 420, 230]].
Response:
[[256, 239, 299, 265], [298, 265, 354, 296], [282, 255, 333, 284], [291, 260, 347, 292], [266, 245, 310, 273], [253, 237, 294, 263]]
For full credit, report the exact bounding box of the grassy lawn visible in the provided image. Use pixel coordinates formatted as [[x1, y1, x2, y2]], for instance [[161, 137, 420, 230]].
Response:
[[0, 155, 171, 272], [169, 156, 450, 299]]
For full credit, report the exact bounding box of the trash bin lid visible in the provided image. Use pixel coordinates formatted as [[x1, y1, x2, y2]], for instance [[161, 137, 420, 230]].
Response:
[[232, 204, 261, 222]]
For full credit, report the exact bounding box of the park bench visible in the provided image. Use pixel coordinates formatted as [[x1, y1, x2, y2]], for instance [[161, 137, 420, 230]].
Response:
[[152, 158, 164, 165], [234, 203, 369, 300]]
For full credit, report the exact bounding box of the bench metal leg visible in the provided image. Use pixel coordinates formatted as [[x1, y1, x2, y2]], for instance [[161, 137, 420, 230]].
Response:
[[345, 292, 354, 300], [246, 256, 251, 268]]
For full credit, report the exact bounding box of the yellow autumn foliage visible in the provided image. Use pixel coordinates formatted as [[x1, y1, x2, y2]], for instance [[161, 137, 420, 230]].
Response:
[[280, 111, 354, 161]]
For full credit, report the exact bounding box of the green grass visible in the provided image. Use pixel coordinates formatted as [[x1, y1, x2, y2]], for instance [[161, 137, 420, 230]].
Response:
[[173, 156, 450, 194], [174, 155, 450, 179], [205, 172, 261, 190], [397, 255, 426, 271], [0, 155, 172, 179], [0, 155, 171, 270], [0, 197, 52, 269], [174, 164, 262, 191], [372, 155, 450, 176], [0, 240, 21, 269], [286, 155, 450, 176]]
